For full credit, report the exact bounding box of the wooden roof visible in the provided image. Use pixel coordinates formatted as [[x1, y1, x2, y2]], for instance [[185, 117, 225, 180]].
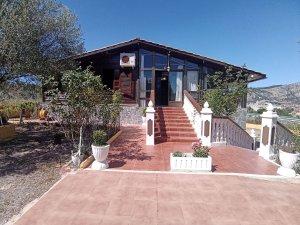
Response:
[[74, 38, 266, 82]]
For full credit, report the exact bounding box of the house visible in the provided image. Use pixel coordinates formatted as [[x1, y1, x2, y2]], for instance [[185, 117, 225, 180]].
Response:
[[75, 38, 265, 129]]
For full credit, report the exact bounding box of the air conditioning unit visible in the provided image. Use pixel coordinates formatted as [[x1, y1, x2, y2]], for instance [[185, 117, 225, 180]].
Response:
[[120, 53, 136, 67]]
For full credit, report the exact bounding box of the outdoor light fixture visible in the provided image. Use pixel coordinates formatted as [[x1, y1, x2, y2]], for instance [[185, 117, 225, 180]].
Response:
[[167, 52, 171, 72]]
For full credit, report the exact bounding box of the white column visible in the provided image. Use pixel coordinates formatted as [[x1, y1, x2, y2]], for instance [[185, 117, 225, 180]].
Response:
[[200, 101, 213, 147], [146, 100, 155, 145], [258, 103, 278, 160]]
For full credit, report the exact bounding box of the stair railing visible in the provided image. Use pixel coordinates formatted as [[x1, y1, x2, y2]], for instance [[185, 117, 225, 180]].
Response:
[[183, 91, 203, 139], [183, 90, 254, 149], [212, 116, 254, 150], [274, 121, 294, 153]]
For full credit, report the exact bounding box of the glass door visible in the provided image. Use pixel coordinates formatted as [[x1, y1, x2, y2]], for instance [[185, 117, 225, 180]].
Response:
[[168, 71, 183, 105]]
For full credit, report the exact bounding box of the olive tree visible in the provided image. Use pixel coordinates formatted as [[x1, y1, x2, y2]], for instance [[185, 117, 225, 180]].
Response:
[[202, 67, 248, 116], [49, 67, 122, 163], [0, 0, 83, 84]]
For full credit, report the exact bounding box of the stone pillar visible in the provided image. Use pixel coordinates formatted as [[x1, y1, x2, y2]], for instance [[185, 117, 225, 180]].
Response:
[[146, 100, 155, 145], [258, 103, 278, 160], [200, 101, 213, 147]]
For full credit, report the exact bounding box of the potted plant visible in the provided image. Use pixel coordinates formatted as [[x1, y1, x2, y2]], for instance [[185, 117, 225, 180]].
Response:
[[141, 107, 147, 125], [170, 140, 212, 171], [91, 130, 109, 170], [279, 135, 300, 169]]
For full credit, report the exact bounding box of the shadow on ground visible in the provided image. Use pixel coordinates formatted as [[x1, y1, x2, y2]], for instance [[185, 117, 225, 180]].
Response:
[[0, 123, 70, 176]]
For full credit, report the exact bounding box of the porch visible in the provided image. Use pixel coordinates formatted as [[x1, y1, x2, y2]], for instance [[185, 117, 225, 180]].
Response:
[[108, 126, 278, 175]]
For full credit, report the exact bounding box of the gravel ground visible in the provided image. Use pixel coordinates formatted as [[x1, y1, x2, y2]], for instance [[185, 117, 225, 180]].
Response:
[[0, 123, 70, 225]]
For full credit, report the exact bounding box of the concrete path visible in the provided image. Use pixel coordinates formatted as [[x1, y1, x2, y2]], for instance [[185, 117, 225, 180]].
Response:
[[15, 170, 300, 225]]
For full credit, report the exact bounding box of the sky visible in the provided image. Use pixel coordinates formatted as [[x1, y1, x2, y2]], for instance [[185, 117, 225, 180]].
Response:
[[61, 0, 300, 87]]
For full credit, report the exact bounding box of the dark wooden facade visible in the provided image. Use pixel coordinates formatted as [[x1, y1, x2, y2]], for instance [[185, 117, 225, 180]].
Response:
[[75, 38, 265, 107]]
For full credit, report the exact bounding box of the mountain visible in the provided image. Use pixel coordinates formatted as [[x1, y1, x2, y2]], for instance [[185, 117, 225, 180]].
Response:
[[247, 82, 300, 113]]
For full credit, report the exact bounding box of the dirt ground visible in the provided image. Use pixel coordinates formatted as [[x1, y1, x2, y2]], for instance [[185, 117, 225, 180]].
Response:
[[0, 123, 70, 225]]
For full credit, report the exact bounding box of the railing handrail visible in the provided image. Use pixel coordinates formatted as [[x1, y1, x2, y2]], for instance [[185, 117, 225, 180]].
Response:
[[183, 90, 202, 113], [213, 115, 252, 138], [277, 121, 294, 135]]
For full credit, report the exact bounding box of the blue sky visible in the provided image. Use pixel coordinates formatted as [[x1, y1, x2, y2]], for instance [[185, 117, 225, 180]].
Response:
[[61, 0, 300, 87]]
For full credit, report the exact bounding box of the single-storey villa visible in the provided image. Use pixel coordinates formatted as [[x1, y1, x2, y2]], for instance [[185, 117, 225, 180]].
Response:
[[73, 38, 266, 139], [75, 38, 265, 108]]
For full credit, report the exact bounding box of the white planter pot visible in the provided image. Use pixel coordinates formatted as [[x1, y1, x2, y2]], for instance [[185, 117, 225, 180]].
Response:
[[279, 150, 300, 169], [91, 144, 110, 170], [142, 116, 146, 125], [170, 153, 212, 171]]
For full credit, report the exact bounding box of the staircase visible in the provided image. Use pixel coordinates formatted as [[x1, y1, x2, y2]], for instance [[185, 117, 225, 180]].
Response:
[[155, 107, 198, 143]]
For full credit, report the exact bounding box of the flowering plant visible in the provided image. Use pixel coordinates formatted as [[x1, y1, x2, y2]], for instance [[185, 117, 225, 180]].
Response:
[[191, 140, 210, 158]]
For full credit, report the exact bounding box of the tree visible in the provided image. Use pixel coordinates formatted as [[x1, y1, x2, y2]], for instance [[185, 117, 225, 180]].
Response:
[[203, 67, 248, 116], [0, 0, 84, 85], [49, 67, 122, 163]]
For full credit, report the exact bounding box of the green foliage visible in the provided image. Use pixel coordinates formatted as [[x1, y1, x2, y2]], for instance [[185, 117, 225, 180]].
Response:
[[275, 107, 294, 116], [247, 106, 255, 113], [192, 147, 210, 158], [49, 67, 122, 154], [142, 107, 147, 117], [192, 140, 210, 157], [203, 67, 248, 116], [172, 151, 185, 157], [0, 100, 38, 118], [0, 0, 83, 84], [256, 108, 267, 114], [92, 130, 108, 146]]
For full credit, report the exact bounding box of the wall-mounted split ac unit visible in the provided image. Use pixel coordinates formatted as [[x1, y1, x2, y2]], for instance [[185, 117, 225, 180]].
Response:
[[120, 53, 136, 67]]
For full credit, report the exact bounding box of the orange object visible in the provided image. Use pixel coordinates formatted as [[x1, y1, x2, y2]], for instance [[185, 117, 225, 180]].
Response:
[[39, 109, 48, 120]]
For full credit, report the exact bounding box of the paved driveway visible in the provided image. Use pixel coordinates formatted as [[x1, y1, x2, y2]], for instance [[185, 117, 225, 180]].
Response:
[[108, 126, 278, 175], [15, 170, 300, 225]]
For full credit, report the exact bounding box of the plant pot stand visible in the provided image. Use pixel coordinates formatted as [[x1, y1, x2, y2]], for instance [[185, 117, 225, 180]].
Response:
[[91, 160, 108, 170]]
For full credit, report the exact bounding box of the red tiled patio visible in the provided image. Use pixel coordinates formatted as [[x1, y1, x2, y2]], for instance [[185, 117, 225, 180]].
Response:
[[108, 126, 278, 175], [15, 170, 300, 225]]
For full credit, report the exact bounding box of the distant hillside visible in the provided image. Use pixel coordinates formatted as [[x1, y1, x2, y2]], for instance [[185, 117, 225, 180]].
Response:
[[247, 82, 300, 113]]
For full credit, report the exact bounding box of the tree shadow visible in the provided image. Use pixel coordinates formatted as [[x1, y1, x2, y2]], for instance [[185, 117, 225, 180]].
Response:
[[0, 123, 70, 177], [107, 127, 152, 168]]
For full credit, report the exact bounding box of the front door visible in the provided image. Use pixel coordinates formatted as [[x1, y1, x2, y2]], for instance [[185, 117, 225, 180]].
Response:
[[155, 71, 168, 106]]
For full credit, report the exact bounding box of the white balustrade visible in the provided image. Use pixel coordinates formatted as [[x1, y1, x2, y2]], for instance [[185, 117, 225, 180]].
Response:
[[211, 117, 254, 149]]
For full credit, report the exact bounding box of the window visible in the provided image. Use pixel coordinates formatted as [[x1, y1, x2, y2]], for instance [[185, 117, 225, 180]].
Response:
[[140, 49, 153, 69], [186, 61, 199, 70], [187, 71, 198, 92], [155, 53, 167, 69], [140, 70, 152, 98], [170, 57, 184, 70], [169, 71, 183, 101]]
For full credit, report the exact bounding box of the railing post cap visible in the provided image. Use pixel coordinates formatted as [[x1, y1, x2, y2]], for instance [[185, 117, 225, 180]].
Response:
[[201, 101, 212, 114], [261, 103, 278, 118], [148, 100, 154, 108], [266, 103, 274, 112]]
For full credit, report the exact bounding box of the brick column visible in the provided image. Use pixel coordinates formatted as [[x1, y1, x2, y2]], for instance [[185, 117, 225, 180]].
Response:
[[146, 100, 155, 145], [200, 101, 213, 147], [258, 103, 278, 160]]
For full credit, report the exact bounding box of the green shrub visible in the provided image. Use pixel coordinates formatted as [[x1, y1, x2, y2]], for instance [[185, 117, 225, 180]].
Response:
[[192, 140, 210, 157], [173, 151, 185, 157], [193, 147, 209, 157], [92, 130, 108, 146], [142, 107, 147, 117]]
